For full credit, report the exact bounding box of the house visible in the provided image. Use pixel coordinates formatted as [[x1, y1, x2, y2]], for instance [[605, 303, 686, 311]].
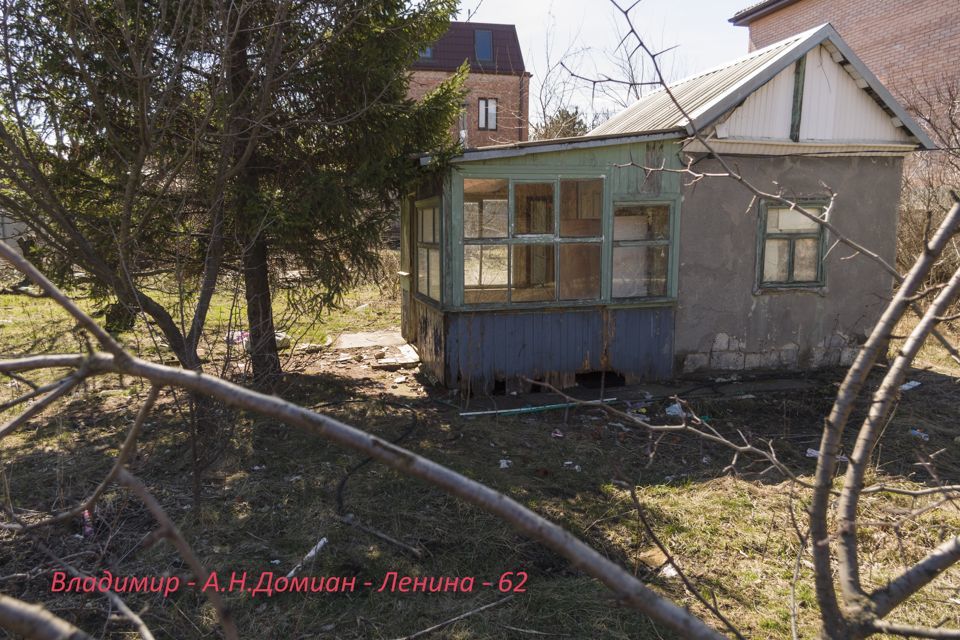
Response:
[[399, 25, 933, 393], [729, 0, 960, 103], [409, 22, 531, 148]]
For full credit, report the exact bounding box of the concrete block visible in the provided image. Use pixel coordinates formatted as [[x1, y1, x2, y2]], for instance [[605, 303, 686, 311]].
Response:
[[744, 353, 763, 369], [683, 353, 709, 373], [840, 347, 859, 366], [779, 348, 799, 368], [712, 333, 729, 352], [711, 351, 745, 370]]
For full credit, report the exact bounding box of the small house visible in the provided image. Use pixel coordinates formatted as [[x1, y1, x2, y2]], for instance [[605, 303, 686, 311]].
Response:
[[399, 24, 934, 393]]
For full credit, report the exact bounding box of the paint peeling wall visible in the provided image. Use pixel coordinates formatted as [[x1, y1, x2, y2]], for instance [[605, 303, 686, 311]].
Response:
[[443, 307, 674, 393], [675, 154, 903, 373]]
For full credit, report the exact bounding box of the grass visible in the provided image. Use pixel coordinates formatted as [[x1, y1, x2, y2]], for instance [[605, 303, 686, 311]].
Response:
[[0, 276, 958, 639]]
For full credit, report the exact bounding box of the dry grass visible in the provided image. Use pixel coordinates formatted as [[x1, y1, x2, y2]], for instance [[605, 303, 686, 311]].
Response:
[[0, 285, 958, 638]]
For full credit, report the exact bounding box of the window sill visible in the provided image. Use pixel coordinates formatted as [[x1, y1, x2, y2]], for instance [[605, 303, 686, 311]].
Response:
[[754, 283, 826, 296], [453, 297, 676, 313]]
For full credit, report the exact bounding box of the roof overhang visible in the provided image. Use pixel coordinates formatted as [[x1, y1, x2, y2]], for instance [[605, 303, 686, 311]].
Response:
[[419, 129, 685, 165], [730, 0, 802, 26]]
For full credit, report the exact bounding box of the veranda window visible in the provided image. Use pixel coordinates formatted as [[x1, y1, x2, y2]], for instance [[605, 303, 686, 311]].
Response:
[[416, 205, 441, 301], [612, 203, 670, 298], [463, 178, 604, 304]]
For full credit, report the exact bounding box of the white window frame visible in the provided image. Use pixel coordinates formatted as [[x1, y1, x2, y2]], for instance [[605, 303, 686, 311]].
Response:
[[478, 98, 497, 131]]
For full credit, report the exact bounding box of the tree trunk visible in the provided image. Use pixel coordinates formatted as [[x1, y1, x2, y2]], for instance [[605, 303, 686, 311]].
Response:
[[242, 228, 281, 386]]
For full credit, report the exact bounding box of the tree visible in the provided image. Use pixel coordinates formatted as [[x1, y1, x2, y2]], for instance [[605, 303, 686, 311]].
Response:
[[0, 0, 464, 387], [532, 106, 589, 139], [219, 0, 465, 384]]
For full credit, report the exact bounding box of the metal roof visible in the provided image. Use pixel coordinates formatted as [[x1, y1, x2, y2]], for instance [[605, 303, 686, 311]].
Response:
[[411, 22, 525, 76], [730, 0, 803, 26], [587, 24, 935, 150]]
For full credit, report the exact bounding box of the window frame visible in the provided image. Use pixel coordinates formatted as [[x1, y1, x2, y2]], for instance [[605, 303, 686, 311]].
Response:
[[611, 201, 673, 300], [478, 98, 498, 131], [474, 29, 493, 62], [455, 172, 679, 309], [756, 199, 829, 291], [415, 198, 442, 303]]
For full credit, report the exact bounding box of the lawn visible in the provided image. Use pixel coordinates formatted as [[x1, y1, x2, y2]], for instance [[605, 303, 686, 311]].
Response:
[[0, 273, 958, 639]]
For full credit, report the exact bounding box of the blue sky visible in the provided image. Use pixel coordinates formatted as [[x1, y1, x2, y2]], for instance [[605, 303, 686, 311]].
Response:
[[455, 0, 752, 123]]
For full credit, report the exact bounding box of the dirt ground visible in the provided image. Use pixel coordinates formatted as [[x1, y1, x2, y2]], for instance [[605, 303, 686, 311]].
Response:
[[1, 293, 959, 639]]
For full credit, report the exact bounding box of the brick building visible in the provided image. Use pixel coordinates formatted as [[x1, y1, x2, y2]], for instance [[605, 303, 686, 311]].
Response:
[[729, 0, 960, 104], [410, 22, 530, 148]]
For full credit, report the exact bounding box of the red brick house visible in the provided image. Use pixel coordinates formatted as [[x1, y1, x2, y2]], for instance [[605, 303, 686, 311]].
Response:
[[729, 0, 960, 103], [410, 22, 530, 148]]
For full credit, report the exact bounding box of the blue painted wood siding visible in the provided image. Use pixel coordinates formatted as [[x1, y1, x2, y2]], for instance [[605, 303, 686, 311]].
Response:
[[444, 306, 673, 389]]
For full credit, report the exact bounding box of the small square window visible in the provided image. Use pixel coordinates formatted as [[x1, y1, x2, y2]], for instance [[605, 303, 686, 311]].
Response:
[[475, 29, 493, 62], [419, 46, 433, 60], [759, 204, 826, 287], [560, 179, 603, 237], [464, 245, 509, 304], [511, 244, 555, 302], [559, 243, 601, 300]]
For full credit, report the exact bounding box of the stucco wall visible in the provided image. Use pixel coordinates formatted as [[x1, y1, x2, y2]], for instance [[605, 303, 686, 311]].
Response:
[[675, 154, 903, 373]]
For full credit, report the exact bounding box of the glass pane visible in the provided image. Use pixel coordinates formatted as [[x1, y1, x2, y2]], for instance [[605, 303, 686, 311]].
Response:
[[488, 99, 497, 129], [762, 238, 790, 283], [793, 238, 820, 281], [428, 248, 441, 300], [464, 179, 508, 238], [559, 243, 601, 300], [417, 249, 428, 295], [511, 244, 555, 302], [515, 183, 554, 235], [767, 207, 820, 232], [614, 204, 669, 241], [464, 245, 508, 304], [475, 29, 493, 61], [560, 179, 603, 237], [419, 207, 435, 244], [612, 245, 668, 298]]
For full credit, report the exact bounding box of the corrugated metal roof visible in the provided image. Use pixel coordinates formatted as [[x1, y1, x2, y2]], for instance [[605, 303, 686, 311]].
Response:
[[589, 26, 818, 136]]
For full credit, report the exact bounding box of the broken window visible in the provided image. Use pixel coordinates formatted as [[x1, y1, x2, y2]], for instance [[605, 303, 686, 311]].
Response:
[[416, 205, 441, 301], [612, 203, 671, 298], [759, 204, 826, 287]]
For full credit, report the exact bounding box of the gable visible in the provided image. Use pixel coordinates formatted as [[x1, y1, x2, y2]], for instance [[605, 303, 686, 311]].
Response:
[[717, 44, 910, 144]]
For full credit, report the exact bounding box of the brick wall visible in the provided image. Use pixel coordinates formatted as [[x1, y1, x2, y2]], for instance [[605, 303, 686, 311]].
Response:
[[745, 0, 960, 106], [409, 70, 530, 147]]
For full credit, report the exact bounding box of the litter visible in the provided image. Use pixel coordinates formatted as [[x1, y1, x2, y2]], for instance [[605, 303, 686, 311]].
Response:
[[563, 461, 582, 472], [900, 380, 921, 392], [286, 536, 328, 579], [269, 559, 281, 565], [460, 397, 617, 418], [660, 564, 679, 578], [393, 375, 407, 384], [550, 429, 564, 439], [251, 465, 266, 471], [665, 403, 685, 417], [806, 448, 849, 463], [499, 459, 512, 469], [82, 509, 94, 538], [908, 428, 930, 441]]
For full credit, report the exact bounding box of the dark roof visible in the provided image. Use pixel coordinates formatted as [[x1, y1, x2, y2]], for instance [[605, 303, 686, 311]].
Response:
[[730, 0, 803, 26], [411, 22, 526, 75]]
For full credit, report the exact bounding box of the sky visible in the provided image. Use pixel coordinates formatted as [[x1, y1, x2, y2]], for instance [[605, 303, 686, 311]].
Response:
[[455, 0, 751, 124]]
